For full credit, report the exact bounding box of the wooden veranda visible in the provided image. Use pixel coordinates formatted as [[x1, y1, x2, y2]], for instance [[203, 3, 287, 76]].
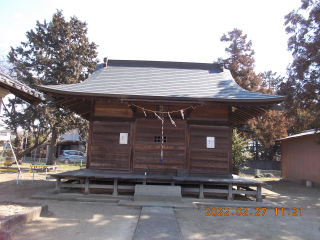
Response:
[[51, 169, 265, 202]]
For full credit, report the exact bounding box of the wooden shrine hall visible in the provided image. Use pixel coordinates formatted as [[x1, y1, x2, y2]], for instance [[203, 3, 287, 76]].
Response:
[[39, 59, 286, 202]]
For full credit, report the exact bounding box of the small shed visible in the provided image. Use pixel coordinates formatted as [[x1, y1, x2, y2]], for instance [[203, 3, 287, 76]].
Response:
[[277, 130, 320, 186]]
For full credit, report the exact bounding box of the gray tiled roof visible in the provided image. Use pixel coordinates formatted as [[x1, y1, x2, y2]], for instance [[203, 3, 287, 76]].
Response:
[[39, 60, 286, 103], [0, 71, 45, 105]]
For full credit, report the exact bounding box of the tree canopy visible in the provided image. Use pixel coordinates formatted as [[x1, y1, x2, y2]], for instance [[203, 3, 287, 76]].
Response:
[[220, 29, 288, 160], [232, 129, 252, 174], [8, 10, 98, 89], [7, 10, 98, 164], [284, 0, 320, 131], [220, 28, 262, 92], [2, 97, 51, 162]]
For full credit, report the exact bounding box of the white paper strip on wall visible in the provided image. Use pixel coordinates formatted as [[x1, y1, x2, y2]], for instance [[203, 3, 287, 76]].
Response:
[[154, 112, 164, 122], [168, 112, 177, 127], [119, 133, 128, 144], [180, 110, 184, 119], [206, 137, 215, 148]]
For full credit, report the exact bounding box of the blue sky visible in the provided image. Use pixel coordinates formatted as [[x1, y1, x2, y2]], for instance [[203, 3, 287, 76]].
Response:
[[0, 0, 302, 76]]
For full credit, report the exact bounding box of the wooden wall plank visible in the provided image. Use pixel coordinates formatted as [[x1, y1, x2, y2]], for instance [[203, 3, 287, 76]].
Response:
[[134, 103, 191, 118], [94, 101, 133, 118], [133, 119, 187, 172], [189, 105, 228, 121], [189, 125, 230, 175], [90, 121, 131, 170], [228, 108, 233, 174], [89, 103, 232, 175]]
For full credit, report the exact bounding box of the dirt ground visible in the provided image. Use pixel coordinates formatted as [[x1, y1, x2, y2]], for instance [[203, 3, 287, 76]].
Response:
[[175, 178, 320, 240], [0, 171, 320, 240]]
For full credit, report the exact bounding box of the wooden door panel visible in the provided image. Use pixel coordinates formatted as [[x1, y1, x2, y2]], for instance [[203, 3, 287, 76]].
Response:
[[90, 121, 131, 170], [189, 125, 231, 174], [133, 119, 187, 172]]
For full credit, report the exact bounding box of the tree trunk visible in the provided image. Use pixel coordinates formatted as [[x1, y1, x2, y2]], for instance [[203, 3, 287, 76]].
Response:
[[47, 129, 58, 165], [16, 133, 50, 163], [14, 129, 23, 164]]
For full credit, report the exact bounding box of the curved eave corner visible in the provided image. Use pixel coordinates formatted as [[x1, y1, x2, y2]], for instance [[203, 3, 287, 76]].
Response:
[[0, 72, 45, 106]]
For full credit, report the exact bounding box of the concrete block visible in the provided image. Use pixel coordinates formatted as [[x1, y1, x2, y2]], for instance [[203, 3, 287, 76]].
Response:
[[134, 185, 182, 202], [306, 181, 312, 187]]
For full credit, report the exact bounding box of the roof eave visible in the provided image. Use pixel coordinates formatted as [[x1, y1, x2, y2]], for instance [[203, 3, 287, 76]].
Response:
[[38, 87, 287, 105], [0, 82, 43, 106]]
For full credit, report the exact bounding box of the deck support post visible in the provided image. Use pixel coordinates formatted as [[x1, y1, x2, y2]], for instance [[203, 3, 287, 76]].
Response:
[[227, 183, 233, 201], [199, 183, 204, 199], [143, 179, 146, 185], [113, 178, 118, 196], [84, 177, 90, 195], [171, 181, 175, 186], [256, 185, 262, 202], [54, 178, 61, 194]]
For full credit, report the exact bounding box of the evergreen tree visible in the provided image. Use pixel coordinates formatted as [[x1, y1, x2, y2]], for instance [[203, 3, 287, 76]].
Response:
[[1, 97, 51, 163], [8, 10, 98, 164], [221, 30, 288, 160], [247, 71, 288, 160], [284, 0, 320, 131], [247, 110, 288, 160], [260, 71, 285, 94], [278, 77, 316, 134], [220, 28, 262, 92], [232, 129, 252, 174]]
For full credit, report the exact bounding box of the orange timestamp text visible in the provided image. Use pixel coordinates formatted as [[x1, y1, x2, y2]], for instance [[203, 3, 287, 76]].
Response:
[[205, 207, 303, 216]]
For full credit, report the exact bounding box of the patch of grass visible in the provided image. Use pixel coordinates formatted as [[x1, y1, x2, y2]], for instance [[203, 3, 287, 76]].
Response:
[[3, 161, 85, 172], [239, 173, 254, 178], [1, 162, 31, 169], [239, 173, 280, 182], [56, 163, 86, 171]]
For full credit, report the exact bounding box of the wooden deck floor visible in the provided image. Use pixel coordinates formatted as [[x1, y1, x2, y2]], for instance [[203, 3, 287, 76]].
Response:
[[51, 169, 265, 185], [50, 169, 265, 202]]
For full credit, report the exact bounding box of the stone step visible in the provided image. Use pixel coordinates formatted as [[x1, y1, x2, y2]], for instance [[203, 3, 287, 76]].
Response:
[[134, 185, 182, 202], [133, 207, 181, 240]]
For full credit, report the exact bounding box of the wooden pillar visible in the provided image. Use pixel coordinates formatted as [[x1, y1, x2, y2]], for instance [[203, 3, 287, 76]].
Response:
[[171, 181, 175, 186], [84, 177, 90, 195], [87, 100, 95, 169], [227, 183, 233, 201], [113, 178, 118, 196], [199, 183, 204, 199], [256, 185, 262, 202], [143, 179, 146, 185], [228, 108, 233, 176], [54, 178, 61, 194]]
